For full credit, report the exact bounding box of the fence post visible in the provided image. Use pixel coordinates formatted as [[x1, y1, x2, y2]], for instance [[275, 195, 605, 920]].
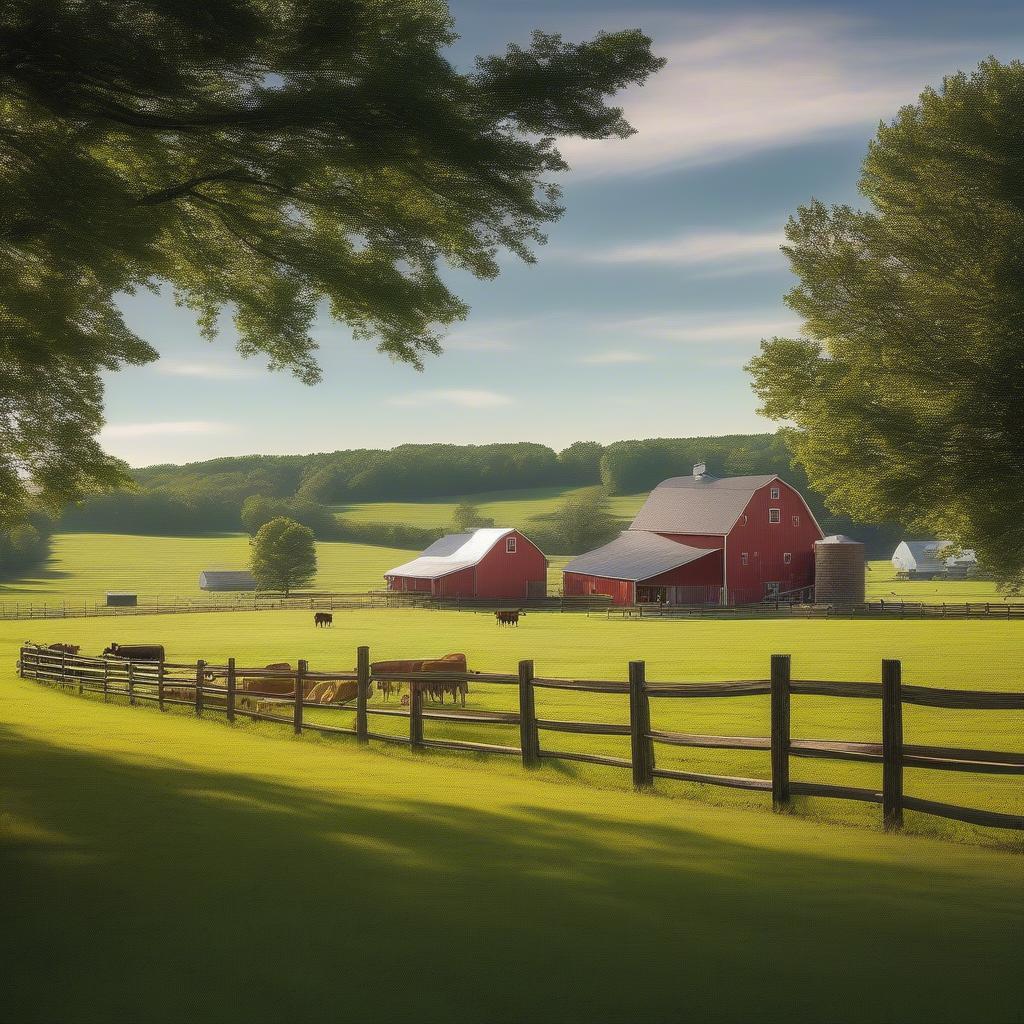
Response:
[[293, 659, 306, 734], [356, 646, 370, 743], [103, 660, 109, 702], [770, 654, 791, 811], [882, 659, 904, 831], [157, 661, 165, 711], [127, 661, 135, 706], [518, 659, 540, 768], [195, 659, 205, 717], [628, 660, 654, 789], [226, 657, 235, 723], [409, 682, 424, 750]]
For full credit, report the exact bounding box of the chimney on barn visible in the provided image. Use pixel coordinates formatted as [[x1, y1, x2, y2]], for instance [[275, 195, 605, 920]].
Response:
[[692, 461, 707, 480]]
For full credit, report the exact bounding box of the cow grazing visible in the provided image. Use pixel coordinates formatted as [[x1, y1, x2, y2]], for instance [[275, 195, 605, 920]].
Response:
[[47, 643, 80, 655], [314, 612, 333, 628], [370, 653, 469, 707], [103, 642, 165, 662], [495, 609, 525, 627]]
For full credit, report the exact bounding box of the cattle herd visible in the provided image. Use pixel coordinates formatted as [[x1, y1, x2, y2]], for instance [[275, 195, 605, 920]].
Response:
[[494, 609, 525, 627], [33, 640, 475, 710]]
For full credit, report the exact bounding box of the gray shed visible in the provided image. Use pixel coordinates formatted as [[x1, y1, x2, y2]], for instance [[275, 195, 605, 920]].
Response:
[[199, 570, 258, 592]]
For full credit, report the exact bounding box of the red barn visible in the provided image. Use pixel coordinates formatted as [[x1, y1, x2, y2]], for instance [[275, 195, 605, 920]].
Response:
[[384, 528, 548, 600], [563, 467, 823, 606]]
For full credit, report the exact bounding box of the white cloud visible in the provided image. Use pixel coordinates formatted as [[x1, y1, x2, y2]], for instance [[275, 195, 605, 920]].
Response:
[[156, 360, 258, 380], [443, 336, 516, 353], [387, 389, 514, 409], [99, 421, 235, 439], [608, 313, 801, 345], [558, 15, 965, 177], [578, 350, 654, 365], [588, 229, 784, 270]]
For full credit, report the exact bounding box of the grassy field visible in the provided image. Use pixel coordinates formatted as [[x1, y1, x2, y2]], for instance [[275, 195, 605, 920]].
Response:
[[2, 619, 1022, 1024], [0, 527, 1011, 614], [4, 609, 1022, 837], [333, 484, 647, 528]]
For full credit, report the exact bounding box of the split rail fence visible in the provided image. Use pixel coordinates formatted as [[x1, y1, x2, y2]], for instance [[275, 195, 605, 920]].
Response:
[[18, 644, 1024, 833]]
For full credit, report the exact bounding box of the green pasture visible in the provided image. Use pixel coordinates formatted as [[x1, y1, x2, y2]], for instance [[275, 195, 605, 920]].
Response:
[[333, 484, 647, 529], [0, 527, 1012, 615], [2, 620, 1021, 1024], [4, 609, 1022, 839]]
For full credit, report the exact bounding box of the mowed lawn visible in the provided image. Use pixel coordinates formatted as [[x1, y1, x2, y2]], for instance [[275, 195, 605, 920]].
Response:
[[4, 610, 1022, 837], [2, 635, 1022, 1024]]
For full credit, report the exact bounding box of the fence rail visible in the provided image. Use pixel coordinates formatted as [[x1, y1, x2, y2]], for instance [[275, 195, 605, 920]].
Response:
[[17, 644, 1024, 834]]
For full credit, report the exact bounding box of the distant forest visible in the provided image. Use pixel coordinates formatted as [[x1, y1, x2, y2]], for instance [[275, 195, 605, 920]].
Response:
[[56, 434, 904, 553]]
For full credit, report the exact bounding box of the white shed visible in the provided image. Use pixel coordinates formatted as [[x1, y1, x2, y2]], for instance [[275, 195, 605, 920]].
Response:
[[891, 541, 976, 578]]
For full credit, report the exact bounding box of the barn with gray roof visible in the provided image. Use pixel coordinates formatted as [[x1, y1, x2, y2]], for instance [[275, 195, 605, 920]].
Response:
[[563, 465, 824, 606]]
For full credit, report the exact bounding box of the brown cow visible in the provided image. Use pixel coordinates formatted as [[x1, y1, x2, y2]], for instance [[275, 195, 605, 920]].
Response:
[[370, 654, 469, 707], [47, 642, 81, 655], [314, 612, 333, 628], [495, 610, 525, 627]]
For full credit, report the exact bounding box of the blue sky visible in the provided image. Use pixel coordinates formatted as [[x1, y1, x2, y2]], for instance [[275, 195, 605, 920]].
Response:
[[102, 0, 1024, 466]]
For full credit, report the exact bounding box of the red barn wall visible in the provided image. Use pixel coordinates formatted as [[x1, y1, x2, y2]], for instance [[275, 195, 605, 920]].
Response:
[[473, 530, 548, 599], [724, 479, 823, 604], [641, 549, 723, 587], [563, 573, 634, 605], [434, 567, 476, 598]]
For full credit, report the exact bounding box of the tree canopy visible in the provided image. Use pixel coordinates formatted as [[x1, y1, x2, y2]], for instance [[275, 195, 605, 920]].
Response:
[[250, 516, 317, 595], [748, 59, 1024, 587], [0, 0, 663, 524]]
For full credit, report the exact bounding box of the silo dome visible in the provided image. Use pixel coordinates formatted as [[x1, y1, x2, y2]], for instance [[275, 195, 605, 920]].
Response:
[[814, 535, 866, 603]]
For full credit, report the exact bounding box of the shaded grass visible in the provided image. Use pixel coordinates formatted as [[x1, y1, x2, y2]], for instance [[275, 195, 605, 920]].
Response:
[[4, 610, 1022, 838], [1, 677, 1021, 1024]]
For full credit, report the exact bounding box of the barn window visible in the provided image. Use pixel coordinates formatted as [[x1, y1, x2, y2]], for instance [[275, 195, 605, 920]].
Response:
[[506, 537, 517, 553], [741, 552, 749, 566], [783, 552, 792, 565], [769, 508, 781, 524], [770, 486, 780, 500], [792, 514, 800, 527]]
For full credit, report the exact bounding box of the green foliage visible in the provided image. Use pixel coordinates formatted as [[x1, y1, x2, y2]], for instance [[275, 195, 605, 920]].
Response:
[[557, 441, 605, 484], [332, 519, 446, 551], [0, 515, 52, 577], [531, 488, 620, 554], [451, 501, 495, 532], [240, 494, 339, 539], [0, 1, 662, 525], [249, 517, 317, 595], [748, 58, 1024, 588]]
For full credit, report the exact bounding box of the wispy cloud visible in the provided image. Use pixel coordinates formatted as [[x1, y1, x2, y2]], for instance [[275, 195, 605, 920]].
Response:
[[578, 350, 654, 365], [587, 229, 784, 271], [443, 336, 516, 353], [156, 360, 258, 380], [608, 313, 801, 346], [387, 389, 514, 409], [558, 15, 965, 177], [99, 421, 236, 439]]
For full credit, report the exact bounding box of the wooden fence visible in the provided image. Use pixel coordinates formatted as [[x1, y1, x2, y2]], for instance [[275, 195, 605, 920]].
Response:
[[17, 644, 1024, 833], [603, 600, 1024, 620]]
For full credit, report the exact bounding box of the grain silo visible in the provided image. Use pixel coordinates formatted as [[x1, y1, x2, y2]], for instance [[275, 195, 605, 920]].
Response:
[[814, 535, 865, 603]]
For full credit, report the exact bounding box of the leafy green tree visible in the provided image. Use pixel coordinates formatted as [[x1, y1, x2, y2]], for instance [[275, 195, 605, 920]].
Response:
[[451, 501, 495, 532], [748, 59, 1024, 587], [531, 488, 620, 554], [0, 1, 663, 524], [250, 516, 317, 595]]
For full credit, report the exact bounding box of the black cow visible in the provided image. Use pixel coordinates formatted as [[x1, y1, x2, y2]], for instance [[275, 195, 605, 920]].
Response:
[[103, 642, 165, 662], [314, 612, 334, 627]]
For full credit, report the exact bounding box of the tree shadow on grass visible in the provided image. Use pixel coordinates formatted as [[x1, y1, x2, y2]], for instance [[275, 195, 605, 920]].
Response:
[[0, 725, 1019, 1024]]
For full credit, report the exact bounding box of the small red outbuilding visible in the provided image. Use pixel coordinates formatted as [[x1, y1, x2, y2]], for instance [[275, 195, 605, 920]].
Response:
[[384, 528, 547, 600]]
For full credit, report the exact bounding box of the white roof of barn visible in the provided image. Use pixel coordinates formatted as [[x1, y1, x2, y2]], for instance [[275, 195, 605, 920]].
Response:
[[385, 528, 517, 580], [629, 474, 779, 535], [892, 541, 977, 572], [563, 531, 719, 582]]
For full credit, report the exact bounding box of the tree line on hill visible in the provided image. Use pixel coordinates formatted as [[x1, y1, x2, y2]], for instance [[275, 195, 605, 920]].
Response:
[[48, 434, 903, 556]]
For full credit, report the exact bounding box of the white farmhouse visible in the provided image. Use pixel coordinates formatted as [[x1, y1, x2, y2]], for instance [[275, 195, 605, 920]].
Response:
[[891, 541, 977, 579]]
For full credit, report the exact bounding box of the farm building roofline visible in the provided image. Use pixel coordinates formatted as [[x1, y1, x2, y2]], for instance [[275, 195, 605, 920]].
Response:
[[563, 531, 720, 582]]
